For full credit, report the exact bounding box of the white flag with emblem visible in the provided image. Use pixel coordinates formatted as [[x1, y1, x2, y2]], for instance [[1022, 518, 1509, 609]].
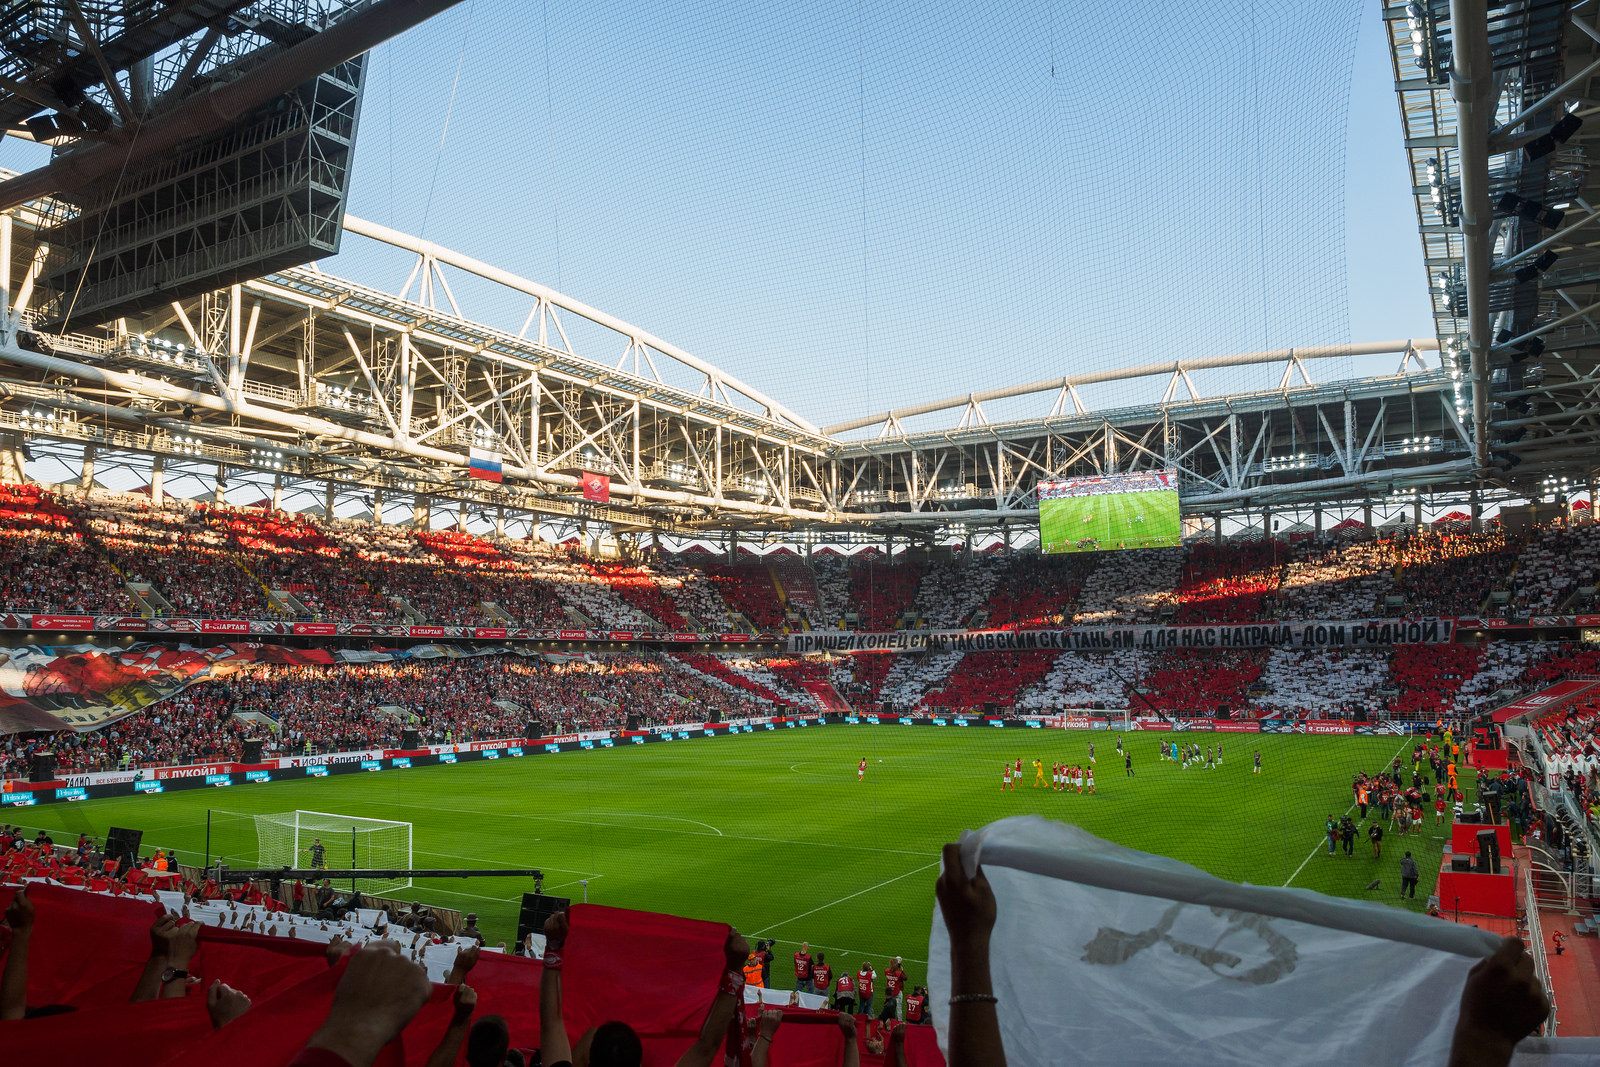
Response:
[[929, 817, 1597, 1066]]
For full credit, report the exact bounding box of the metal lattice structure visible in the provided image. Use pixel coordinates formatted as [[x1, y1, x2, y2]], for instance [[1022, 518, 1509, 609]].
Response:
[[0, 2, 1592, 546], [1387, 0, 1600, 490]]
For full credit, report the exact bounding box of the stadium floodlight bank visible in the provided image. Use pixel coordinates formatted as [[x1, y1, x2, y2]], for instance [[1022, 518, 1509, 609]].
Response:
[[212, 809, 414, 895]]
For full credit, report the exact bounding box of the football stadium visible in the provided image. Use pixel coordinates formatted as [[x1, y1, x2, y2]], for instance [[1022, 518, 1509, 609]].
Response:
[[0, 0, 1597, 1064]]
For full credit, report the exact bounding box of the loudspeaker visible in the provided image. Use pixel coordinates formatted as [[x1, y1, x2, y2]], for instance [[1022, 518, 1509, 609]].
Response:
[[242, 739, 264, 763], [983, 703, 997, 716], [1477, 830, 1500, 874], [525, 720, 544, 739], [1458, 809, 1481, 824], [1215, 705, 1231, 720], [29, 752, 56, 782], [401, 729, 420, 750], [707, 709, 722, 724], [1450, 855, 1473, 872], [516, 892, 571, 948], [625, 712, 642, 731], [105, 827, 144, 874]]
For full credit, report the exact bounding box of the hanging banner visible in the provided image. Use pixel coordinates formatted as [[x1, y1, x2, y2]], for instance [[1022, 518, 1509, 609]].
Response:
[[787, 618, 1456, 655]]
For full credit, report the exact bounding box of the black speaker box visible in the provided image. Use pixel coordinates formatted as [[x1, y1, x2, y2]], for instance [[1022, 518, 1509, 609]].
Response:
[[517, 892, 571, 948], [625, 712, 642, 731], [1477, 829, 1501, 874], [29, 752, 56, 782], [242, 739, 264, 763], [1450, 855, 1472, 872], [525, 720, 544, 739], [105, 826, 144, 873], [401, 729, 420, 750]]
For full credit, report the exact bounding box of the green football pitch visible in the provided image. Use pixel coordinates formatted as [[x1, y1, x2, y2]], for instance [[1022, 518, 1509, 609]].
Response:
[[19, 729, 1471, 988], [1039, 490, 1182, 553]]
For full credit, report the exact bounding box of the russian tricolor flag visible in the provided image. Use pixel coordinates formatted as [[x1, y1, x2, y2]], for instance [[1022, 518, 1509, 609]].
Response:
[[468, 446, 503, 482]]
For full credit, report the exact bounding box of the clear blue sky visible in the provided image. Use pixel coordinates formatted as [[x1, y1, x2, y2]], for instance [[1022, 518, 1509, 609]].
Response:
[[3, 0, 1432, 429]]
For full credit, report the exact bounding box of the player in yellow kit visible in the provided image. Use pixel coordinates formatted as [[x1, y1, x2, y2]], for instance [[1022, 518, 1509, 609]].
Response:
[[1032, 758, 1047, 788]]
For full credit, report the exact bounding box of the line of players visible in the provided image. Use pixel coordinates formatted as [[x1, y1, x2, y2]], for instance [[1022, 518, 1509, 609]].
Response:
[[1001, 755, 1096, 793]]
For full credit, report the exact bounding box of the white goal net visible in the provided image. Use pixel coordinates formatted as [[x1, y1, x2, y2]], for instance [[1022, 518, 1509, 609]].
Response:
[[252, 810, 414, 895]]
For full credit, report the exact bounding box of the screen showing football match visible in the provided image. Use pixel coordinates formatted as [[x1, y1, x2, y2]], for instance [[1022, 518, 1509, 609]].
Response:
[[1038, 469, 1182, 553]]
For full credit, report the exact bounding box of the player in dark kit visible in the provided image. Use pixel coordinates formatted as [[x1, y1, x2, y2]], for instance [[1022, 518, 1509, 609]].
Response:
[[1124, 752, 1134, 777]]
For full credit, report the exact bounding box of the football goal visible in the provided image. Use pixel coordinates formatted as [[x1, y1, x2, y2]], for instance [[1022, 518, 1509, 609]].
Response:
[[251, 810, 414, 895]]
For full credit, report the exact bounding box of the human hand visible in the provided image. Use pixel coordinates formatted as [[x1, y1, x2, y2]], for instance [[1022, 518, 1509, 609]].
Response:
[[1452, 938, 1549, 1060], [935, 842, 996, 958], [447, 941, 480, 983], [307, 942, 432, 1067], [723, 930, 750, 971], [887, 1024, 906, 1052], [325, 934, 351, 968], [206, 980, 251, 1028], [542, 911, 568, 952], [837, 1012, 856, 1037], [3, 887, 34, 932], [160, 917, 201, 967], [452, 983, 477, 1024], [757, 1008, 782, 1039]]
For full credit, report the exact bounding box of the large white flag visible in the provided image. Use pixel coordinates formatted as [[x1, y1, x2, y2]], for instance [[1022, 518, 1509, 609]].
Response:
[[928, 817, 1598, 1066]]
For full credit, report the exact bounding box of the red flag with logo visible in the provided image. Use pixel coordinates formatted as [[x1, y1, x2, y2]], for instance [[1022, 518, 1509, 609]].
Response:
[[582, 471, 611, 503]]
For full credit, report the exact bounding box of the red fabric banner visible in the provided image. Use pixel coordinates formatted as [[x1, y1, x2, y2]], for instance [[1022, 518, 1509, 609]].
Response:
[[581, 471, 611, 503]]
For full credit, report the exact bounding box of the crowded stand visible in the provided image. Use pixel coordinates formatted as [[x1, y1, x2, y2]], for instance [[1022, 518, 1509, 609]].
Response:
[[980, 555, 1087, 630], [1072, 546, 1184, 624], [700, 562, 786, 631], [919, 651, 1059, 712], [0, 484, 131, 615], [1252, 649, 1390, 717], [1165, 541, 1285, 623], [7, 483, 1600, 638], [1510, 523, 1600, 615], [1272, 536, 1394, 618], [1134, 649, 1266, 715], [1386, 643, 1485, 718], [1014, 648, 1145, 713], [0, 654, 786, 780]]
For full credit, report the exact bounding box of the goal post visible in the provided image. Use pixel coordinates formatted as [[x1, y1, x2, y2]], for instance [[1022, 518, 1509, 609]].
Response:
[[249, 810, 414, 895]]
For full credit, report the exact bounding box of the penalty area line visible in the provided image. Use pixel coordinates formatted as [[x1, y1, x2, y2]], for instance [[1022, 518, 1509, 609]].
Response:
[[751, 860, 940, 937]]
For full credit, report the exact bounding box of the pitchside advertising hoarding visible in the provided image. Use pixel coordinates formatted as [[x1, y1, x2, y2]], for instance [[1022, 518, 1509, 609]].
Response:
[[1, 711, 1444, 805]]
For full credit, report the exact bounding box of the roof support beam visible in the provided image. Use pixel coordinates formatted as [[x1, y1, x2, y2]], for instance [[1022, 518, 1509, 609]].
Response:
[[1449, 0, 1494, 471]]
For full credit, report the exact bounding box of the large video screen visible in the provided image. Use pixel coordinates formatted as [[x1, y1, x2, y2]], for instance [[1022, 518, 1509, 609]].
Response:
[[1038, 469, 1181, 554]]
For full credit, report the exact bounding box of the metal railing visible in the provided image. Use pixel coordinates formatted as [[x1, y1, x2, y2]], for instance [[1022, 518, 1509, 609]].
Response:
[[1520, 855, 1560, 1037]]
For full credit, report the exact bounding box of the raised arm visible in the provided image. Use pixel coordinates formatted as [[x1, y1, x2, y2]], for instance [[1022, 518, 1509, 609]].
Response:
[[935, 842, 1005, 1067], [1447, 938, 1549, 1067], [1, 887, 34, 1020], [539, 911, 573, 1067], [674, 930, 750, 1067], [838, 1011, 860, 1067], [424, 984, 477, 1067], [751, 1009, 782, 1067]]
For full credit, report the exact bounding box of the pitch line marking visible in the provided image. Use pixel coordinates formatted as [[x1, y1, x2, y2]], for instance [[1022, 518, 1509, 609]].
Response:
[[392, 799, 933, 857], [751, 861, 940, 936], [1281, 737, 1415, 888], [581, 810, 724, 837]]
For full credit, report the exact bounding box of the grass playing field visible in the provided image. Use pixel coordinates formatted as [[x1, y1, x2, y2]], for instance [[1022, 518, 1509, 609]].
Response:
[[1039, 489, 1182, 553], [17, 728, 1472, 989]]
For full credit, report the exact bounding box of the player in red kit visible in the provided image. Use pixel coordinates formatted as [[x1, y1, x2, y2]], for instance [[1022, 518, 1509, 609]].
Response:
[[881, 956, 907, 1020], [834, 968, 857, 1014], [793, 941, 813, 992], [858, 757, 866, 782], [905, 985, 929, 1025], [857, 960, 876, 1016], [811, 952, 832, 997]]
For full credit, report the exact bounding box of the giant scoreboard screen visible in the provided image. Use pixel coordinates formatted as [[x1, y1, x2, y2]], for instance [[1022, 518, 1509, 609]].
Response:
[[1038, 469, 1181, 554]]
